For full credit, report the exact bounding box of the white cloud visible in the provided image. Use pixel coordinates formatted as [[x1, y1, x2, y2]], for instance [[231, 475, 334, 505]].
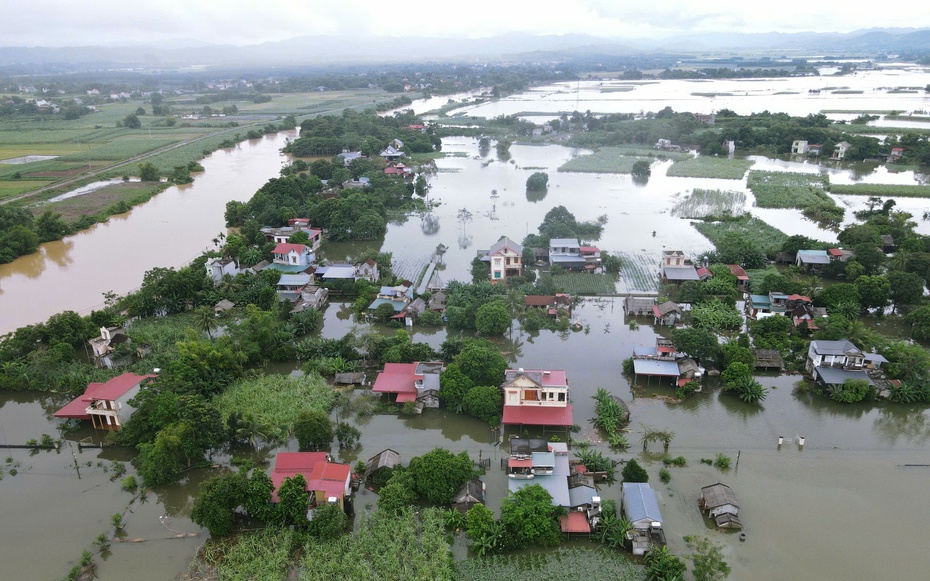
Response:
[[2, 0, 928, 46]]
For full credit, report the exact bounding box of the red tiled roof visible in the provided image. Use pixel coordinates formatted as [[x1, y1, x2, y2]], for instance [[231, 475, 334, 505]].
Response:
[[786, 294, 812, 302], [271, 453, 350, 502], [508, 458, 534, 468], [275, 452, 328, 472], [561, 511, 591, 533], [652, 305, 662, 318], [827, 248, 843, 257], [726, 264, 748, 279], [372, 363, 418, 396], [574, 464, 588, 473], [525, 295, 554, 306], [54, 373, 156, 419], [273, 243, 308, 255], [579, 246, 599, 254], [502, 404, 574, 427], [396, 392, 417, 402]]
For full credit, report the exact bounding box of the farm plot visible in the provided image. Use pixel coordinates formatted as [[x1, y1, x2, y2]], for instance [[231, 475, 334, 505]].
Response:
[[748, 170, 843, 226], [670, 189, 747, 219], [828, 183, 930, 198], [559, 146, 690, 174], [543, 272, 619, 295], [666, 156, 754, 179], [616, 251, 659, 294], [692, 216, 788, 255]]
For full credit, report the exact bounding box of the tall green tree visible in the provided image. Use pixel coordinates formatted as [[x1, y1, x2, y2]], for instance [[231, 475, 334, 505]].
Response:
[[408, 448, 474, 505], [293, 410, 333, 451], [191, 472, 248, 536]]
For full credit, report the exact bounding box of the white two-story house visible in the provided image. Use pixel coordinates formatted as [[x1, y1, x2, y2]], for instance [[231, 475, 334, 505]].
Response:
[[479, 236, 523, 282]]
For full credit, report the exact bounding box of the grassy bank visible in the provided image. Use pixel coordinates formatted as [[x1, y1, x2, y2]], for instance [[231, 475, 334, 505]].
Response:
[[747, 170, 843, 226], [671, 189, 747, 219]]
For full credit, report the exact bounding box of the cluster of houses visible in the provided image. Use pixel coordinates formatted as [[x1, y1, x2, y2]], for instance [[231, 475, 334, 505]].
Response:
[[477, 235, 604, 283], [791, 139, 904, 163]]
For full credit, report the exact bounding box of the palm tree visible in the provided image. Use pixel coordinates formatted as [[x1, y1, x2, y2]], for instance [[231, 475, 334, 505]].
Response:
[[193, 306, 218, 339]]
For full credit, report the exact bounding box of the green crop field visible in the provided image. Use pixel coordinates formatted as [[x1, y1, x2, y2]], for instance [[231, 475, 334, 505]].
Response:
[[666, 156, 754, 179], [671, 188, 747, 219], [0, 180, 53, 200], [692, 216, 788, 255], [747, 170, 830, 208], [828, 183, 930, 198], [559, 146, 690, 174], [543, 272, 618, 295]]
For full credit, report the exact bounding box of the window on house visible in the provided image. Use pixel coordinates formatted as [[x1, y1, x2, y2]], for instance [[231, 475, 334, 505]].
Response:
[[558, 392, 566, 402]]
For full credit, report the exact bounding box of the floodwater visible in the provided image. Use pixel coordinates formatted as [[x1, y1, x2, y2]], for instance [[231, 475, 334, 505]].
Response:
[[3, 78, 930, 579], [449, 65, 930, 119], [0, 130, 297, 335]]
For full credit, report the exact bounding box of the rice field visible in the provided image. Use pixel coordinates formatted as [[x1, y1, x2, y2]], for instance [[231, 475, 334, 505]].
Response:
[[616, 251, 659, 294], [57, 136, 178, 162], [670, 189, 747, 219], [828, 183, 930, 198], [692, 216, 788, 255], [665, 156, 755, 179]]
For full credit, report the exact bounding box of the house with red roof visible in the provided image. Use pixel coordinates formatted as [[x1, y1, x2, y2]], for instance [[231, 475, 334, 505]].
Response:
[[272, 243, 314, 268], [53, 372, 156, 430], [726, 265, 750, 293], [261, 219, 323, 251], [271, 452, 352, 510], [501, 368, 573, 429], [372, 361, 443, 407]]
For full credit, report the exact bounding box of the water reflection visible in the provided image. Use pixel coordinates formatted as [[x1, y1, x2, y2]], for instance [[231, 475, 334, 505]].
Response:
[[873, 406, 930, 446]]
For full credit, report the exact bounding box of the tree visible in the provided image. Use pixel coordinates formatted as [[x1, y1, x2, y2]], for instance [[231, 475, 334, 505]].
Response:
[[829, 378, 873, 403], [672, 327, 721, 367], [307, 502, 347, 539], [438, 363, 475, 411], [276, 474, 310, 527], [715, 232, 766, 268], [244, 470, 274, 521], [525, 172, 549, 192], [414, 174, 430, 198], [377, 470, 417, 514], [856, 275, 891, 313], [816, 283, 860, 312], [691, 299, 743, 332], [293, 410, 333, 451], [138, 162, 160, 182], [335, 422, 361, 448], [888, 271, 924, 311], [720, 362, 753, 390], [721, 342, 754, 368], [373, 302, 397, 323], [645, 546, 687, 581], [454, 340, 507, 386], [408, 448, 474, 505], [621, 459, 649, 483], [193, 306, 218, 339], [191, 472, 247, 536], [122, 113, 141, 129], [475, 301, 510, 336], [908, 305, 930, 342], [499, 483, 562, 550], [461, 385, 502, 425], [631, 159, 652, 177]]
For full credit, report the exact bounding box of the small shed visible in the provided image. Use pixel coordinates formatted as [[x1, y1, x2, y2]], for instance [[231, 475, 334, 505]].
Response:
[[653, 301, 683, 326], [363, 448, 400, 481], [699, 483, 742, 529], [624, 297, 655, 317], [452, 478, 485, 514], [214, 299, 235, 314], [752, 349, 785, 371], [334, 372, 367, 385]]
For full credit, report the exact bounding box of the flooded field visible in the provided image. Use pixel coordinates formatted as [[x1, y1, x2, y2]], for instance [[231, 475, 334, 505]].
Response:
[[2, 74, 930, 580]]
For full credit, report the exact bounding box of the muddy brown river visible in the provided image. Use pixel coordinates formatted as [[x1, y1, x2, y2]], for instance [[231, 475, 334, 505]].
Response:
[[2, 76, 930, 579]]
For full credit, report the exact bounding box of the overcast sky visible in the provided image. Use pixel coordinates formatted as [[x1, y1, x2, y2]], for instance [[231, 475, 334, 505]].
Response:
[[4, 0, 929, 47]]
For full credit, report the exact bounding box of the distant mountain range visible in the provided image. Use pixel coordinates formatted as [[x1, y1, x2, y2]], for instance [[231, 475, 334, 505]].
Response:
[[2, 28, 929, 71]]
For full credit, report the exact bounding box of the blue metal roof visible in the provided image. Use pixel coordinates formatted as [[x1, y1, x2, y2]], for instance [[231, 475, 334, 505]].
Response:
[[633, 359, 680, 377], [623, 482, 663, 525]]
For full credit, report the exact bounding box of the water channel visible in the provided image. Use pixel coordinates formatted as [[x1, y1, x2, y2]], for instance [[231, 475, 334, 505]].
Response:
[[2, 73, 930, 579]]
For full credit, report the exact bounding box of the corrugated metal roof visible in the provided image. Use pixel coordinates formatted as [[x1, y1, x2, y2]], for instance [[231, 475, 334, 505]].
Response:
[[623, 482, 663, 525], [633, 359, 680, 377]]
